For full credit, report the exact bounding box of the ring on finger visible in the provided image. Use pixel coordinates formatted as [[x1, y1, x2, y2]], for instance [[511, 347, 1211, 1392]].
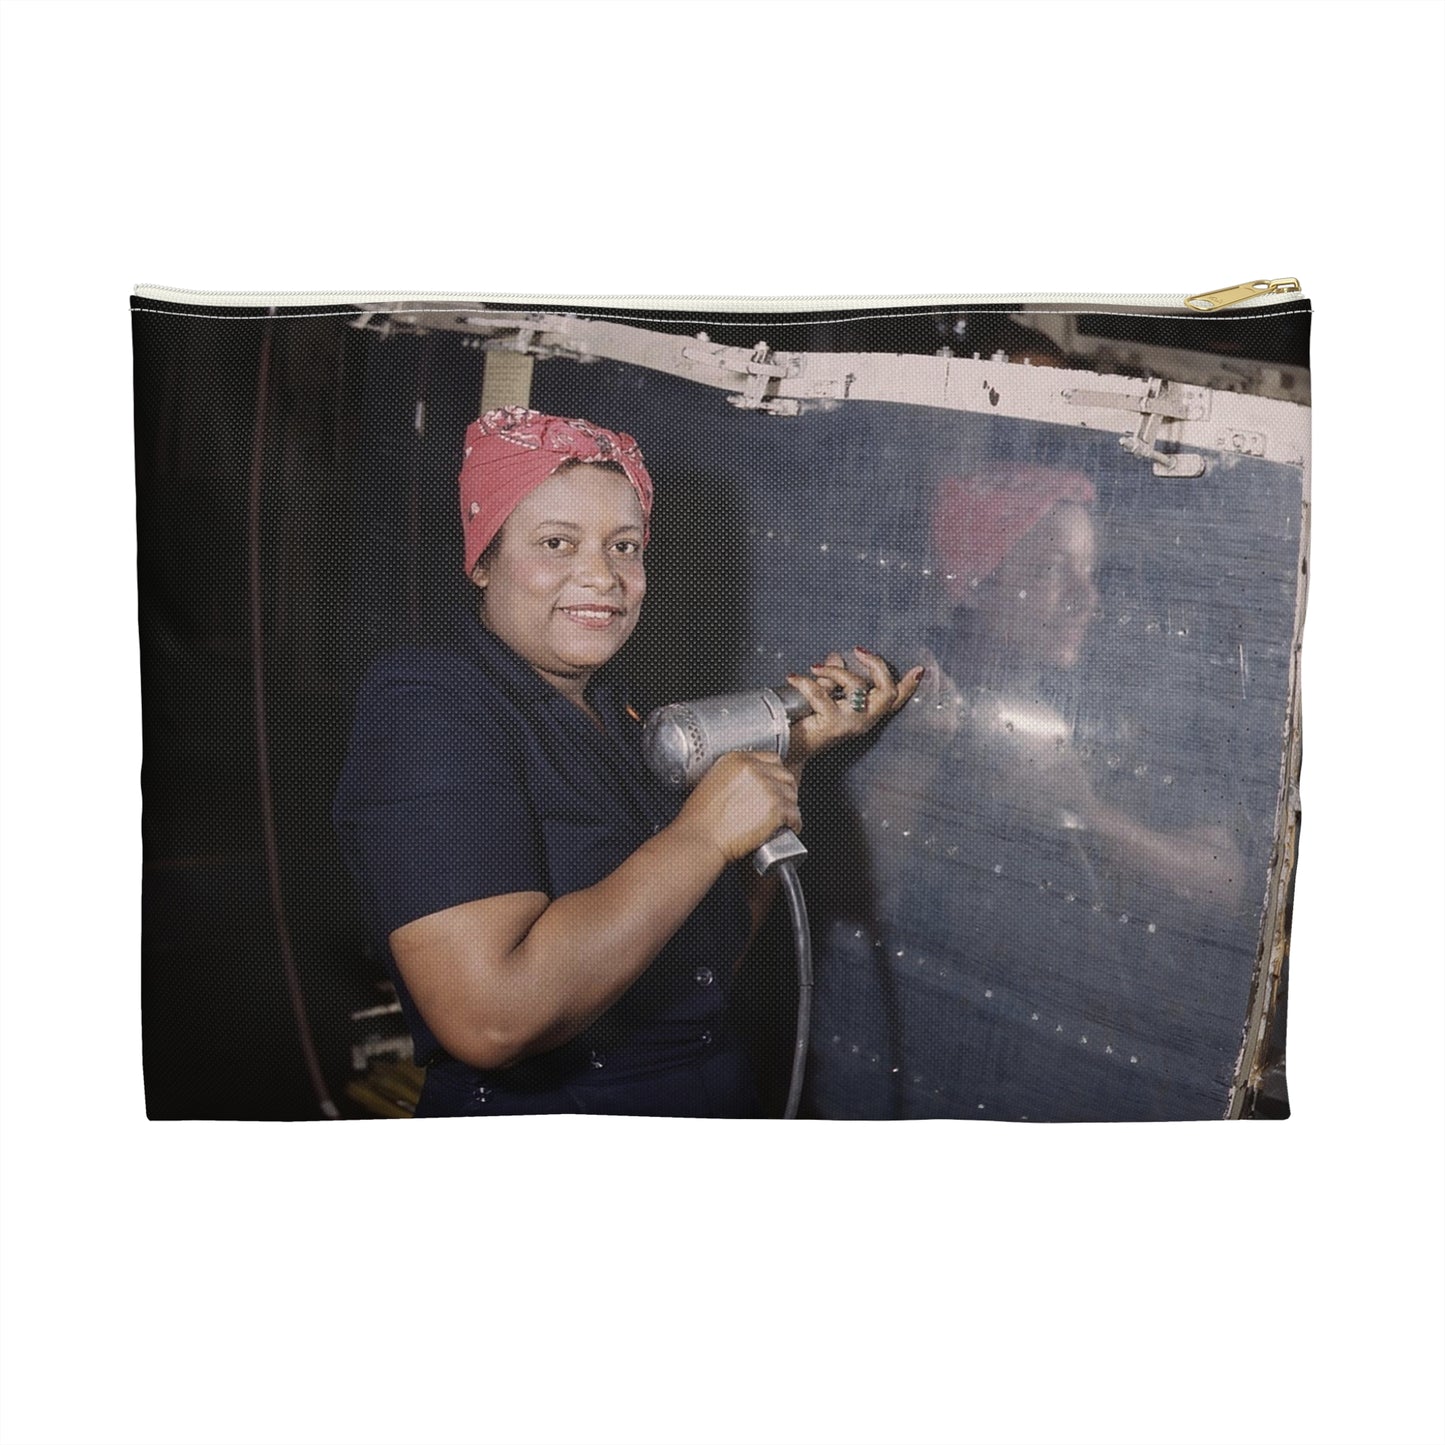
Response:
[[850, 687, 869, 712]]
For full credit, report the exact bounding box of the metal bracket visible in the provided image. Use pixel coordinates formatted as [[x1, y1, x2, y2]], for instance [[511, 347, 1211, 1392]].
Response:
[[348, 311, 552, 360], [1063, 378, 1210, 477], [495, 323, 538, 354], [681, 339, 804, 415]]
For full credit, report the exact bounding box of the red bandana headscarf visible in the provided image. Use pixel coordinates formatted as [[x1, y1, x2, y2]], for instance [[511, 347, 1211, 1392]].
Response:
[[458, 406, 655, 575], [931, 462, 1097, 604]]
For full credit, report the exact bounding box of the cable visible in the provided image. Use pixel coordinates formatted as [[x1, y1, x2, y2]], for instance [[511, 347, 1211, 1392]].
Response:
[[247, 308, 340, 1120], [776, 860, 814, 1120]]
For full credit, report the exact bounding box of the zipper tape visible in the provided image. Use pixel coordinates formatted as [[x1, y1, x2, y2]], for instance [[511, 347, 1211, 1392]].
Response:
[[133, 281, 1307, 314]]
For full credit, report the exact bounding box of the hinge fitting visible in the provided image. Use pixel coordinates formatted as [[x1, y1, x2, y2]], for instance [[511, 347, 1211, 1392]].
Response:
[[681, 339, 803, 415], [1064, 378, 1210, 477]]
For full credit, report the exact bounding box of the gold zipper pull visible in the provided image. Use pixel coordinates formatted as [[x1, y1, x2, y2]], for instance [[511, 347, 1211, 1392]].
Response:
[[1184, 277, 1302, 312]]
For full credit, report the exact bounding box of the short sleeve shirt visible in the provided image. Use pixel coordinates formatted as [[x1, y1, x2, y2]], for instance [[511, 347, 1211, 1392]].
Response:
[[332, 616, 751, 1072]]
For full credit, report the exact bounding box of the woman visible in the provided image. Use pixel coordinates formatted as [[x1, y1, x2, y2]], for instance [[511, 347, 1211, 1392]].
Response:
[[333, 407, 922, 1117]]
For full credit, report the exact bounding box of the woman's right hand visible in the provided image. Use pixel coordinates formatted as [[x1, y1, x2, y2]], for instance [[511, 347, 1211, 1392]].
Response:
[[677, 750, 802, 863]]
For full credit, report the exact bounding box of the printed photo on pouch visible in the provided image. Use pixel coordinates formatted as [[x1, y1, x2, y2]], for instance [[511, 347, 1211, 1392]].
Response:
[[131, 286, 1310, 1122]]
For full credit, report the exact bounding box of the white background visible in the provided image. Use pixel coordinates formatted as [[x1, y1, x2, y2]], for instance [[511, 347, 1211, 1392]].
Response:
[[2, 3, 1442, 1443]]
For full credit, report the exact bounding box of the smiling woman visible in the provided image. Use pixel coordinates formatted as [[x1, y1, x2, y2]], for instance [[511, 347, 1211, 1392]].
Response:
[[331, 407, 920, 1117], [471, 463, 648, 720]]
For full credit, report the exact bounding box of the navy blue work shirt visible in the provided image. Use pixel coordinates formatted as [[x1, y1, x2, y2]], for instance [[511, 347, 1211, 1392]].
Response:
[[332, 614, 755, 1115]]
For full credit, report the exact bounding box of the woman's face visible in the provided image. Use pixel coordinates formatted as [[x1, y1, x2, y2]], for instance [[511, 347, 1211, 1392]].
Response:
[[472, 463, 647, 689], [975, 502, 1099, 668]]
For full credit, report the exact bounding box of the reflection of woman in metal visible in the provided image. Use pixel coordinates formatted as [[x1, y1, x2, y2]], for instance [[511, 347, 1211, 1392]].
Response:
[[333, 407, 921, 1117], [818, 462, 1251, 1120], [917, 463, 1242, 909]]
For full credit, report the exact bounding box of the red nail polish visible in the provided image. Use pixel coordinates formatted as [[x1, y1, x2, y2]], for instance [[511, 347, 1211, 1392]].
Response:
[[855, 646, 875, 656]]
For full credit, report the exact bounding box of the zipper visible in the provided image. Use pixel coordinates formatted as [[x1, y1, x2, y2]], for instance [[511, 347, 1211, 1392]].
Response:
[[133, 279, 1306, 313], [1183, 277, 1302, 312]]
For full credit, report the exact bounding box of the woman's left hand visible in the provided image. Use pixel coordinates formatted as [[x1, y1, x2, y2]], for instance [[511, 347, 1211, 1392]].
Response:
[[784, 648, 925, 771]]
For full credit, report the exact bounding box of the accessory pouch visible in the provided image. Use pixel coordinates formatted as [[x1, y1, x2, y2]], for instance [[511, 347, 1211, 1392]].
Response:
[[131, 282, 1310, 1121]]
